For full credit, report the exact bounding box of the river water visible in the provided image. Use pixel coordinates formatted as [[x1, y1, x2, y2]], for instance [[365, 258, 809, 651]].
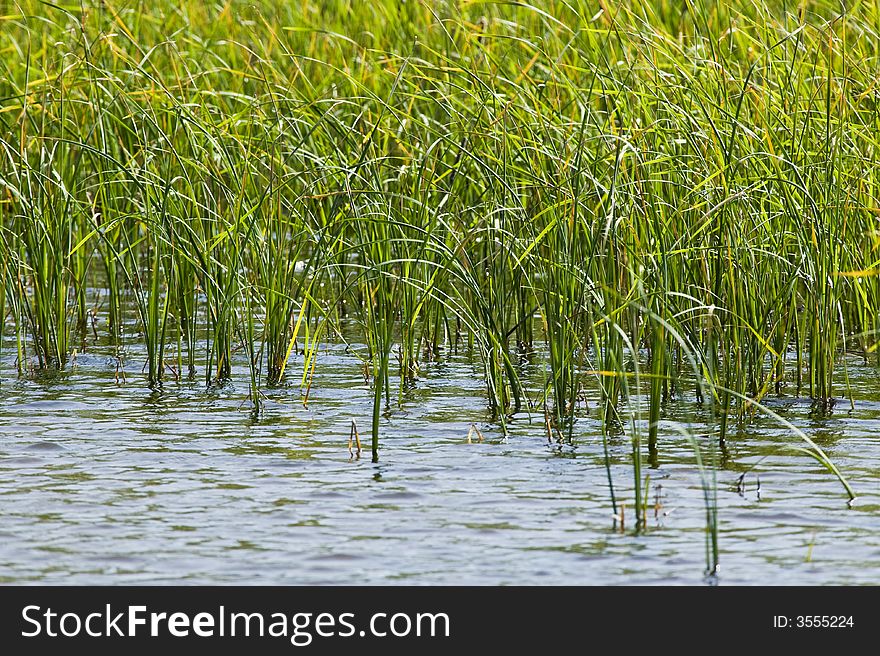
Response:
[[1, 341, 878, 584]]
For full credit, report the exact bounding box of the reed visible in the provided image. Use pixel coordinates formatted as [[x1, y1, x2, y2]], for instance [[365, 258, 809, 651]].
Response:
[[1, 0, 871, 570]]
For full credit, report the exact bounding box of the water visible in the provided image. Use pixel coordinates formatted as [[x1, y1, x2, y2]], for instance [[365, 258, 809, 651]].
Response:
[[1, 341, 878, 584]]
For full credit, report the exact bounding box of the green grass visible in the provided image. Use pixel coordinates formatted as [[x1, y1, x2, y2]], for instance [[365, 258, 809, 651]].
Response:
[[1, 0, 871, 555]]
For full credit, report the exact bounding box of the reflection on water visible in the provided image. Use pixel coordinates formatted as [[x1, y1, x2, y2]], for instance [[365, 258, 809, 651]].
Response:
[[0, 343, 878, 584]]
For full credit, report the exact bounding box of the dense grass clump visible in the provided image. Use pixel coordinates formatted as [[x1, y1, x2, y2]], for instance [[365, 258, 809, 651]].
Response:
[[1, 0, 869, 539]]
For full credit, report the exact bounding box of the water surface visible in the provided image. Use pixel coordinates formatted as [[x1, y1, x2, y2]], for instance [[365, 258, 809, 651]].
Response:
[[1, 342, 878, 584]]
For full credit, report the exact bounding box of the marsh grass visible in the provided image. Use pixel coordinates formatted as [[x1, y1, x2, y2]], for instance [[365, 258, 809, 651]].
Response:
[[0, 0, 873, 567]]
